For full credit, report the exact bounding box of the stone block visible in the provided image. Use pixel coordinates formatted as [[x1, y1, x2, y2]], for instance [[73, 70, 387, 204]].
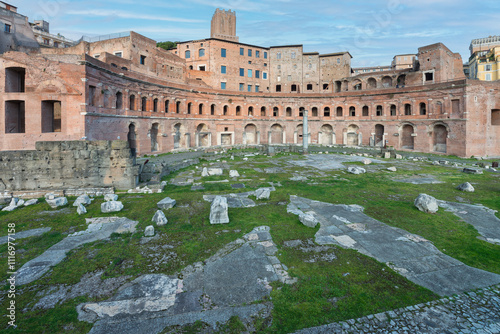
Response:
[[157, 197, 176, 210]]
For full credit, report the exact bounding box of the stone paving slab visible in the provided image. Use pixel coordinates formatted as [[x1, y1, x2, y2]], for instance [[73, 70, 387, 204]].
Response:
[[16, 217, 138, 285], [438, 201, 500, 245], [80, 226, 294, 334], [288, 154, 386, 170], [289, 196, 500, 296], [295, 284, 500, 334], [203, 187, 276, 208], [0, 227, 52, 245]]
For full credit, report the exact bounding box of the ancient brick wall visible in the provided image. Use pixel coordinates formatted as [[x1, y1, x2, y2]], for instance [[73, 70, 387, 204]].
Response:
[[0, 140, 139, 191]]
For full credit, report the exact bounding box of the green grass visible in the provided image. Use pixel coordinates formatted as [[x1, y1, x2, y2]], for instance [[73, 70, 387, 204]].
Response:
[[0, 151, 499, 333]]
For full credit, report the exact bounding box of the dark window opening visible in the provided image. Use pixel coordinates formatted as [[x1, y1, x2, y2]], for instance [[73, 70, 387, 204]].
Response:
[[165, 100, 169, 113], [492, 109, 500, 126], [140, 55, 146, 65], [115, 92, 123, 109], [420, 103, 427, 115], [129, 95, 135, 110], [41, 100, 62, 133], [286, 107, 292, 117], [376, 105, 383, 116], [176, 101, 181, 114], [199, 104, 204, 115], [273, 107, 279, 117], [291, 84, 297, 92], [404, 104, 412, 115], [5, 101, 25, 133], [390, 105, 397, 116], [312, 107, 318, 117], [187, 103, 192, 114], [261, 107, 266, 117], [211, 104, 215, 115], [349, 106, 356, 117], [323, 83, 329, 90], [141, 97, 147, 111], [248, 106, 254, 116], [236, 106, 241, 116], [425, 72, 434, 82], [153, 98, 158, 112], [307, 84, 313, 91], [324, 107, 331, 117], [336, 107, 343, 117], [89, 85, 96, 106], [5, 67, 25, 93], [223, 105, 228, 116], [199, 66, 206, 71], [362, 106, 369, 116], [276, 85, 281, 92], [299, 107, 304, 117]]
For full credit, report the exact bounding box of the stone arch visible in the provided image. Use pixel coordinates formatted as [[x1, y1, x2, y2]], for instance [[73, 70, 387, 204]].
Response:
[[128, 122, 137, 157], [353, 79, 362, 91], [367, 77, 377, 89], [345, 124, 360, 146], [382, 76, 392, 88], [196, 123, 210, 147], [295, 124, 303, 144], [401, 123, 415, 149], [151, 122, 159, 152], [319, 124, 334, 145], [173, 122, 187, 149], [244, 123, 258, 145], [36, 80, 67, 94], [397, 74, 406, 87], [270, 123, 284, 144], [374, 124, 384, 147], [433, 123, 448, 153]]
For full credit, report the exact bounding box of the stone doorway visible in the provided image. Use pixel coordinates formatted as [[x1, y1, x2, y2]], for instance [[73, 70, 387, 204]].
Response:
[[402, 125, 415, 149], [433, 124, 448, 153]]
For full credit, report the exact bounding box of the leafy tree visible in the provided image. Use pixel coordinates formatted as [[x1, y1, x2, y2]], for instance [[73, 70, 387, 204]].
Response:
[[157, 41, 178, 51]]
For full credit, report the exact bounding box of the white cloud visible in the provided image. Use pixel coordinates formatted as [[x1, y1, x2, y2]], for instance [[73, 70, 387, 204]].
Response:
[[66, 9, 204, 23]]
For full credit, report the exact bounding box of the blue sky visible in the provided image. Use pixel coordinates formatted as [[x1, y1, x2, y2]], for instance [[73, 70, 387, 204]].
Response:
[[19, 0, 500, 67]]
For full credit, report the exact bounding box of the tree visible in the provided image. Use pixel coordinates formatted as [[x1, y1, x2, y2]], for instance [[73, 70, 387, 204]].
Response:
[[157, 41, 178, 51]]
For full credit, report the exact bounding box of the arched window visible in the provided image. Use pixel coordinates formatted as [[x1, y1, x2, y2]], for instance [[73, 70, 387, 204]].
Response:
[[187, 103, 192, 114], [129, 95, 136, 111], [286, 107, 292, 117], [153, 98, 158, 112], [115, 92, 123, 109], [420, 103, 427, 115], [199, 49, 205, 57], [211, 104, 216, 115], [236, 106, 241, 116], [165, 100, 169, 113], [248, 106, 254, 116], [362, 106, 369, 116], [141, 97, 147, 111], [199, 103, 204, 115], [405, 104, 412, 115], [261, 106, 266, 116], [336, 107, 343, 117], [349, 106, 356, 117], [312, 107, 318, 117], [324, 107, 331, 117], [185, 50, 191, 58], [273, 107, 279, 117], [223, 105, 228, 116], [176, 101, 181, 114]]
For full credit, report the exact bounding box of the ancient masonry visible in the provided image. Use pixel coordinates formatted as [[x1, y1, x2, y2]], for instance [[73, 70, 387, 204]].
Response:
[[0, 140, 139, 194], [0, 8, 499, 161]]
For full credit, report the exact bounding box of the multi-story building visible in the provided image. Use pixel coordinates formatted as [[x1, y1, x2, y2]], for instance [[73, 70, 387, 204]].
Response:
[[352, 65, 391, 76], [0, 1, 39, 54], [30, 20, 76, 49], [391, 54, 417, 70], [1, 7, 499, 159], [468, 36, 500, 81]]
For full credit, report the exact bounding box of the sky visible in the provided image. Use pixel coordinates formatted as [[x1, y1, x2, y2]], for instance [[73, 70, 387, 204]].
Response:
[[19, 0, 500, 67]]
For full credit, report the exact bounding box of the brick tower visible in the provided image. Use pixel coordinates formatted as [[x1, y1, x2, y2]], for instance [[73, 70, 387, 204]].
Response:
[[210, 9, 239, 42]]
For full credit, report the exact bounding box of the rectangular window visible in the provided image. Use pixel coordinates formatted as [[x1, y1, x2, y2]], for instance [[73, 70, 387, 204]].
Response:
[[486, 73, 492, 81], [240, 68, 244, 76], [255, 70, 260, 79], [5, 101, 25, 133], [221, 82, 226, 90], [239, 83, 244, 91], [277, 52, 281, 60], [5, 24, 11, 33], [221, 65, 227, 74], [53, 42, 59, 48], [264, 52, 268, 59], [248, 69, 252, 78], [263, 72, 268, 79], [41, 101, 62, 133], [248, 49, 252, 57], [255, 86, 259, 92], [140, 55, 146, 65], [256, 50, 260, 58], [5, 67, 25, 93], [221, 48, 226, 57], [240, 48, 244, 55], [43, 39, 49, 45], [485, 64, 492, 71], [248, 85, 252, 92]]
